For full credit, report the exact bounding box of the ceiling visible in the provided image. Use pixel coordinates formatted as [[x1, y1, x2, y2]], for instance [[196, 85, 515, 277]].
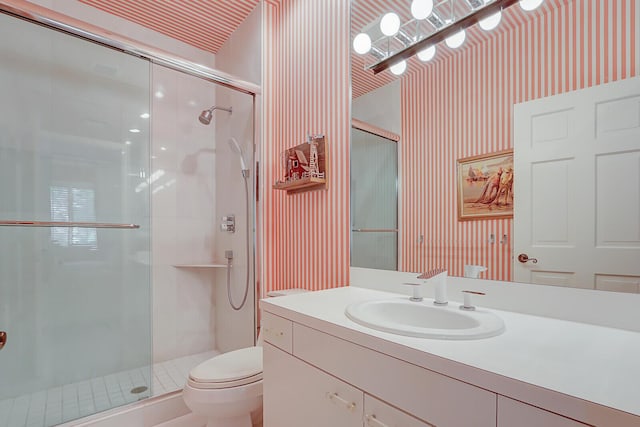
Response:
[[78, 0, 568, 99], [78, 0, 260, 54], [351, 0, 570, 98]]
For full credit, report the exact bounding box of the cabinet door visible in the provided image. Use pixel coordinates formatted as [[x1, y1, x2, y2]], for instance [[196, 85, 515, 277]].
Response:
[[263, 342, 363, 427], [364, 395, 434, 427], [498, 396, 589, 427]]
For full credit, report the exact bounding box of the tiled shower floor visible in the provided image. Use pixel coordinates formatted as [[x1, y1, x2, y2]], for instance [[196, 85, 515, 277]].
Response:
[[0, 350, 217, 427]]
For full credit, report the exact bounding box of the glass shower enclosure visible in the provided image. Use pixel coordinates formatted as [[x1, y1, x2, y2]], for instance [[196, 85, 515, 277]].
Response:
[[350, 127, 399, 270], [0, 12, 152, 425]]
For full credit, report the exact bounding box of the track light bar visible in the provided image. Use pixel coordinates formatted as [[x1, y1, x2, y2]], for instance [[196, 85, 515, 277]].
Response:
[[368, 0, 520, 74]]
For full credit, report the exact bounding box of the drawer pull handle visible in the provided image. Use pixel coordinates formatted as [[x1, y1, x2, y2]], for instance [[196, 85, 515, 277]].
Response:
[[326, 392, 356, 411], [264, 328, 284, 337], [365, 414, 390, 427]]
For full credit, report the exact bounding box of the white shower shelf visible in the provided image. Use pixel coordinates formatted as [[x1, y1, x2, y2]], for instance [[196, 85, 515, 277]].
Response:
[[173, 264, 227, 269]]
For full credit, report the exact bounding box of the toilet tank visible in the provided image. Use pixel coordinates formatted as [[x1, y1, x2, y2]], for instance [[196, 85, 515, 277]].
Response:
[[266, 288, 308, 298]]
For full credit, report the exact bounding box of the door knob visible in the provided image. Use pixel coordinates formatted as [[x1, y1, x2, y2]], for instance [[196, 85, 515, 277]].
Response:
[[0, 331, 6, 350], [517, 253, 538, 264]]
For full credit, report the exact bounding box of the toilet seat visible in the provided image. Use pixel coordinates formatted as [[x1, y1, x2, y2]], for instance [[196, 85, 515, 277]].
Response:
[[188, 372, 262, 389], [188, 347, 263, 390]]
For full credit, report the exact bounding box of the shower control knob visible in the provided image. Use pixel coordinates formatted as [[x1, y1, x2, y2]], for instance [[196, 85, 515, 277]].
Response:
[[220, 215, 236, 233], [0, 331, 6, 351]]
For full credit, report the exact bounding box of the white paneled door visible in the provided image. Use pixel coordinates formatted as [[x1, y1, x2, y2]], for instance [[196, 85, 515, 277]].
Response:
[[514, 76, 640, 291]]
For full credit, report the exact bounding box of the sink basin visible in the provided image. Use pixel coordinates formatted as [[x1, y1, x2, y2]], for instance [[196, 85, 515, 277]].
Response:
[[345, 298, 505, 340]]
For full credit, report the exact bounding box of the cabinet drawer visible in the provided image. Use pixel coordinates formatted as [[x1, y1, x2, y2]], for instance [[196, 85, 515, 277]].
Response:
[[498, 396, 589, 427], [262, 311, 293, 353], [365, 395, 434, 427], [293, 323, 497, 427], [264, 343, 363, 427]]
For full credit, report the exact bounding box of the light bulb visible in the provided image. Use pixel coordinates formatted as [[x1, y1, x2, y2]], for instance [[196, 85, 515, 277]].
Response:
[[519, 0, 544, 11], [390, 60, 407, 76], [353, 33, 372, 54], [479, 11, 502, 31], [445, 29, 466, 49], [380, 12, 401, 36], [411, 0, 434, 20], [417, 45, 436, 62]]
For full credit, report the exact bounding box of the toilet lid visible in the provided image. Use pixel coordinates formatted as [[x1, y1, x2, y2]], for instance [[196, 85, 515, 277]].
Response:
[[189, 347, 263, 384]]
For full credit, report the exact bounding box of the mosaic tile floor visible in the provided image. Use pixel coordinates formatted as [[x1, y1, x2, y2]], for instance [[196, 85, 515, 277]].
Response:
[[0, 350, 217, 427]]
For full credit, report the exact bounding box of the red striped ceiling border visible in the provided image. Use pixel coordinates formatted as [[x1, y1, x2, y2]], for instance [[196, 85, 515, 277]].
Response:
[[78, 0, 260, 54]]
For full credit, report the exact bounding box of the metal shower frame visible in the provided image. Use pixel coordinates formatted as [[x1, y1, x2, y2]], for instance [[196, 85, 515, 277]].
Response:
[[0, 0, 262, 344]]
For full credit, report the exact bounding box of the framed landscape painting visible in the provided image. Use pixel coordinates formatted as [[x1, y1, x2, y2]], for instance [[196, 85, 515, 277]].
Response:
[[457, 149, 514, 221]]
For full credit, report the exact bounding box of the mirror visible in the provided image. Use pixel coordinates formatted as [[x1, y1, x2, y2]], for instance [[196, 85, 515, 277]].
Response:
[[350, 0, 640, 293]]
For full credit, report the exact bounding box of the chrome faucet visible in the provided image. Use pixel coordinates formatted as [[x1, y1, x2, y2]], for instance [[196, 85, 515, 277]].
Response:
[[418, 268, 448, 305]]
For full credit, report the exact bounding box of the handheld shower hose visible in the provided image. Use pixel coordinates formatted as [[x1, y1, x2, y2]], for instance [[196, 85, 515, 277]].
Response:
[[226, 138, 250, 311], [197, 107, 250, 311]]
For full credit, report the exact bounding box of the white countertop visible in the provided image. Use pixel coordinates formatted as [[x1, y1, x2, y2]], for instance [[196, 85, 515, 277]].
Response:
[[261, 286, 640, 423]]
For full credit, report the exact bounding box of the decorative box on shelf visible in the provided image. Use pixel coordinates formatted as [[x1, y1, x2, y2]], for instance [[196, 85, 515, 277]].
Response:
[[273, 134, 327, 195]]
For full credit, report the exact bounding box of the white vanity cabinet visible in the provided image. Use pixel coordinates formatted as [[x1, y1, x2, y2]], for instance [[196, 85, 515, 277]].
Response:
[[262, 312, 493, 427], [497, 397, 589, 427]]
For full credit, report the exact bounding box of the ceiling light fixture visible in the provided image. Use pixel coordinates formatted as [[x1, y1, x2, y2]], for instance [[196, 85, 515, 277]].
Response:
[[390, 60, 407, 75], [353, 33, 372, 54], [379, 12, 401, 36], [353, 0, 541, 75], [445, 29, 466, 49], [479, 11, 502, 31], [417, 45, 436, 62], [411, 0, 434, 20], [519, 0, 544, 11]]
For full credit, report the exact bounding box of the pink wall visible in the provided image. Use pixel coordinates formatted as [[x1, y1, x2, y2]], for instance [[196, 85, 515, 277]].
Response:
[[262, 0, 351, 292], [401, 0, 639, 280]]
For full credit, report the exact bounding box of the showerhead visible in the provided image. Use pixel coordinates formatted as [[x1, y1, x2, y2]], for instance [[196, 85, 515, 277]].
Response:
[[198, 109, 213, 125], [198, 105, 232, 125], [228, 137, 249, 177]]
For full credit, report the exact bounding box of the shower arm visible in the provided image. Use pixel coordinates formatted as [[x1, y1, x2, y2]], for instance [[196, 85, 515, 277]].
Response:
[[206, 106, 232, 114]]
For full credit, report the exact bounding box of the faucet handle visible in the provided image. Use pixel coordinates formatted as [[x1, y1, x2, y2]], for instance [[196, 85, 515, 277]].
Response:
[[460, 290, 486, 311], [401, 283, 423, 302], [417, 268, 447, 280]]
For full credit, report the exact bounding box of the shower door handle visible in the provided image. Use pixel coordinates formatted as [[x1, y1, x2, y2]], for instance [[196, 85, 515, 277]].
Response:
[[0, 331, 6, 350]]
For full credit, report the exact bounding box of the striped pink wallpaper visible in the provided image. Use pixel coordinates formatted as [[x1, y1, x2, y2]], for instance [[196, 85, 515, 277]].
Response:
[[262, 0, 351, 292], [401, 0, 639, 280]]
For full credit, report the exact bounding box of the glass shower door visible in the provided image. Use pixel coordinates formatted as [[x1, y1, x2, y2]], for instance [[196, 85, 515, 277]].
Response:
[[0, 13, 151, 426]]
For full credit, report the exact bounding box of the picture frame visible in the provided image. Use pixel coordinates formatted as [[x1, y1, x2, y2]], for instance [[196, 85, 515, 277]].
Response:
[[457, 149, 514, 221]]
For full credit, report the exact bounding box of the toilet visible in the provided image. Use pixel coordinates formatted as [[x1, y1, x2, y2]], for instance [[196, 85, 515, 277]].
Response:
[[182, 289, 307, 427]]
